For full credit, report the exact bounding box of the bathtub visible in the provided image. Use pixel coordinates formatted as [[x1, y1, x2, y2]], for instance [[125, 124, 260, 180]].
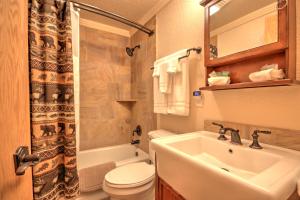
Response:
[[77, 144, 149, 199], [78, 143, 149, 170]]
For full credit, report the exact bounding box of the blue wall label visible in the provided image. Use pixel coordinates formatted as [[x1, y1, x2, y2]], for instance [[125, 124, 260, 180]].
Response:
[[193, 90, 201, 96]]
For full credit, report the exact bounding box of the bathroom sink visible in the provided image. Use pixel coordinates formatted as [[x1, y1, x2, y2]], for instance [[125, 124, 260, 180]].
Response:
[[151, 131, 300, 200]]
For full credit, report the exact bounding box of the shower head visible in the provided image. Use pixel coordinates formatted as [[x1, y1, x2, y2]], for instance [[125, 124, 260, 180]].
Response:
[[126, 45, 140, 57]]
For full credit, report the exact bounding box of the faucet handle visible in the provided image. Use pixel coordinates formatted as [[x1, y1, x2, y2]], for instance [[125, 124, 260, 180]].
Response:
[[212, 122, 227, 141], [212, 122, 224, 128], [249, 130, 271, 149], [253, 130, 271, 135]]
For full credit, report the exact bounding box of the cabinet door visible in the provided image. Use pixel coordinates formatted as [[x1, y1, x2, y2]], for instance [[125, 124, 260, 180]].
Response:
[[156, 176, 185, 200]]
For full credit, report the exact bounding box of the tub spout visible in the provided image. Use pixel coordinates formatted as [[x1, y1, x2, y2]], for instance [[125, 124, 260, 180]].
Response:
[[131, 139, 140, 145]]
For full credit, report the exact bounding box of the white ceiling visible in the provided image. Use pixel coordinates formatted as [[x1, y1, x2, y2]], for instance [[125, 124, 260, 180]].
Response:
[[77, 0, 161, 30]]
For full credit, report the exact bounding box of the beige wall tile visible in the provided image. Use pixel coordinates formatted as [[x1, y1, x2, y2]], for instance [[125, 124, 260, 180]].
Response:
[[130, 18, 157, 152], [80, 26, 132, 150]]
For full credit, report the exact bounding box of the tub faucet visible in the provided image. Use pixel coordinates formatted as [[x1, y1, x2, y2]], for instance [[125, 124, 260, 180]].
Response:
[[131, 139, 140, 145], [225, 128, 242, 145]]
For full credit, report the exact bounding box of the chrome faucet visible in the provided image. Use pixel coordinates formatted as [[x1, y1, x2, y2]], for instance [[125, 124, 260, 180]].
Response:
[[249, 130, 271, 149], [225, 128, 242, 145], [212, 122, 227, 141], [212, 122, 242, 145]]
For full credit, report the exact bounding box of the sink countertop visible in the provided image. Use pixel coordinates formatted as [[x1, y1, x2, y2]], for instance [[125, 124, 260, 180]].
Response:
[[152, 131, 300, 200]]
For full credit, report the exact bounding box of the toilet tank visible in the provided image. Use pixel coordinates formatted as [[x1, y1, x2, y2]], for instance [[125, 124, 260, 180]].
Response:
[[148, 130, 175, 164]]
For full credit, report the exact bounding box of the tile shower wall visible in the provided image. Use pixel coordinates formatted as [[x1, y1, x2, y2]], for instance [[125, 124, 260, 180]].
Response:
[[80, 25, 132, 150], [131, 18, 157, 152]]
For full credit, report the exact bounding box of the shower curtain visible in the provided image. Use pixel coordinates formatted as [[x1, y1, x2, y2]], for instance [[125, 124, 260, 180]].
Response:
[[70, 3, 80, 153], [29, 0, 79, 199]]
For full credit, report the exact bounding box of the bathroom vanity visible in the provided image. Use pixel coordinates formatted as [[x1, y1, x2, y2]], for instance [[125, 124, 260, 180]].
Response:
[[153, 131, 300, 200], [156, 176, 185, 200]]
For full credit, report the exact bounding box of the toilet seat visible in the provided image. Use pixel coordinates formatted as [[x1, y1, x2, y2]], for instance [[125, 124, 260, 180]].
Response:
[[104, 162, 155, 189]]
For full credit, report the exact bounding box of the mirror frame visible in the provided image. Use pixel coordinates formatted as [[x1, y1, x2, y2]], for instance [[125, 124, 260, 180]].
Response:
[[203, 0, 288, 67]]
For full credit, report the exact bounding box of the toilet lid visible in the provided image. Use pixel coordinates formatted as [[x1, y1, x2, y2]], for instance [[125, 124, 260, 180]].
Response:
[[105, 162, 155, 188]]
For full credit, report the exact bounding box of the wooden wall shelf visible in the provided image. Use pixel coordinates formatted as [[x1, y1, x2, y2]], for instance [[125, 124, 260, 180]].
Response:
[[199, 79, 296, 91]]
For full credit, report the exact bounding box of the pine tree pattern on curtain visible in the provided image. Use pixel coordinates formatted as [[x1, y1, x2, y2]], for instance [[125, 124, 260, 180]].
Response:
[[29, 0, 79, 199]]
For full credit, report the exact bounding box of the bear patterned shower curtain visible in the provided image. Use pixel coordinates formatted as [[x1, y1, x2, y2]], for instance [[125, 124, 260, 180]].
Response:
[[28, 0, 79, 199]]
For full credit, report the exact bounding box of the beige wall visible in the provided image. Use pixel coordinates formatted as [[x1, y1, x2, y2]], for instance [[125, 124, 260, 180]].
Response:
[[131, 18, 157, 152], [156, 0, 300, 133], [80, 26, 132, 150]]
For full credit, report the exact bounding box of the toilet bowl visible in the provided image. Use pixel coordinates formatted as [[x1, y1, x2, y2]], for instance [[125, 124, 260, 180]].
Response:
[[102, 130, 175, 200]]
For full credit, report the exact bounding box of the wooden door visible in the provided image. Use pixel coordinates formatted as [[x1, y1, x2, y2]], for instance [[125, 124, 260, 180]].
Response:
[[0, 0, 33, 200]]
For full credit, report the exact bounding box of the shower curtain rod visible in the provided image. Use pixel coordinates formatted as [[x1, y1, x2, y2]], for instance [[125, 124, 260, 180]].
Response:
[[69, 1, 154, 36]]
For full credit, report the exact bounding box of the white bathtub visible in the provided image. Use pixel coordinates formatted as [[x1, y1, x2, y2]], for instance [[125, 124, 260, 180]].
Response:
[[77, 144, 149, 200], [78, 143, 149, 170]]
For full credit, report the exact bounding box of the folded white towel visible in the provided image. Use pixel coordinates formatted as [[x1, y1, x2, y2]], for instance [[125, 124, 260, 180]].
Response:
[[79, 162, 116, 192], [167, 59, 179, 74], [208, 76, 231, 86], [153, 49, 190, 115], [152, 64, 160, 77], [270, 69, 285, 79], [167, 58, 190, 116], [249, 68, 285, 82], [159, 63, 172, 94]]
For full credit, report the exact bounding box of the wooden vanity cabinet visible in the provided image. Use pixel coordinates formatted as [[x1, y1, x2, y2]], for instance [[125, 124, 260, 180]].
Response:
[[156, 176, 185, 200], [155, 175, 300, 200]]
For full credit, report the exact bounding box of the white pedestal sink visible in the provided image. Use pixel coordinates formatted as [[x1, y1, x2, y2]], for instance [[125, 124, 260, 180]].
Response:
[[151, 131, 300, 200]]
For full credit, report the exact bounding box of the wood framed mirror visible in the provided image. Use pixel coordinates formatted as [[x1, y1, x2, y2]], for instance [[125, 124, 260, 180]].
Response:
[[200, 0, 297, 90]]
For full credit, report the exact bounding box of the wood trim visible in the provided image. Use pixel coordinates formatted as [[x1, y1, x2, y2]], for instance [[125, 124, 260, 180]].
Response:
[[287, 0, 297, 80], [157, 175, 299, 200], [199, 79, 294, 91], [206, 43, 287, 67], [156, 176, 185, 200], [200, 0, 213, 7]]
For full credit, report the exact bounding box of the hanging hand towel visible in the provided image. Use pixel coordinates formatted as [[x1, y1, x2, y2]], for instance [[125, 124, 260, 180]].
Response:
[[153, 65, 168, 114], [166, 49, 188, 73], [167, 58, 190, 116], [159, 63, 172, 94]]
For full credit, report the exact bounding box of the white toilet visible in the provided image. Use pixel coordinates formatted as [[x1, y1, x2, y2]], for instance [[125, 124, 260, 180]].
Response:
[[103, 130, 175, 200]]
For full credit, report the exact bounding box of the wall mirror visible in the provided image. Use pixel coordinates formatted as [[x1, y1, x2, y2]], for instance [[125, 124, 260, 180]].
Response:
[[200, 0, 297, 90], [209, 0, 279, 60]]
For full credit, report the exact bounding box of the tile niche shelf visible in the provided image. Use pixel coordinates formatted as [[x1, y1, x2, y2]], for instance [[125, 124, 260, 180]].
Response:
[[115, 99, 138, 103]]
